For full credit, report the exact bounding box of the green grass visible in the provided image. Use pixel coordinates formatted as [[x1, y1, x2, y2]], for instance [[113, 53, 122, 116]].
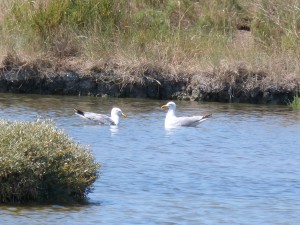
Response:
[[289, 95, 300, 109], [1, 0, 299, 58], [0, 119, 100, 204], [0, 0, 258, 58], [0, 0, 299, 94]]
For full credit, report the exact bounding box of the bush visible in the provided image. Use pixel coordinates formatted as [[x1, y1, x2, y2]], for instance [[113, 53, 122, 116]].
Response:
[[0, 119, 100, 204]]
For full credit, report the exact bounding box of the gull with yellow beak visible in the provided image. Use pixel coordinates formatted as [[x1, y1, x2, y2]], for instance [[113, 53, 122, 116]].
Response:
[[74, 107, 127, 126], [161, 101, 211, 128]]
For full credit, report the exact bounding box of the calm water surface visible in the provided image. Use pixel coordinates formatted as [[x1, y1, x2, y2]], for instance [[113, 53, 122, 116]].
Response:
[[0, 93, 300, 225]]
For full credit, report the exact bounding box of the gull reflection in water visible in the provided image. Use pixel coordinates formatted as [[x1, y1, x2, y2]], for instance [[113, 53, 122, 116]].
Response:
[[110, 125, 119, 135]]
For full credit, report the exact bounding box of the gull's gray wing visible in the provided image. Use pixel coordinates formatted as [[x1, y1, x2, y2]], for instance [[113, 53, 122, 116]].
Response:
[[75, 109, 115, 125], [174, 114, 212, 127]]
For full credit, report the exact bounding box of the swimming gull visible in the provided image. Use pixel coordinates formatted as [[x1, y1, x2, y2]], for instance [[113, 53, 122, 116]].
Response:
[[161, 101, 212, 128], [74, 107, 127, 125]]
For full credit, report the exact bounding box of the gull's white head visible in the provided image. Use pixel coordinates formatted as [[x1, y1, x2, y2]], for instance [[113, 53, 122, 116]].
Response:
[[110, 107, 127, 125], [161, 101, 176, 111], [111, 107, 127, 118]]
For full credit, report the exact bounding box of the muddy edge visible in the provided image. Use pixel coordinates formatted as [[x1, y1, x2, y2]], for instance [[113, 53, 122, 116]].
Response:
[[0, 57, 298, 104]]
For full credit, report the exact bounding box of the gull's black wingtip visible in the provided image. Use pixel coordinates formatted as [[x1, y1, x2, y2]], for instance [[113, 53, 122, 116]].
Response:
[[74, 109, 84, 116], [203, 114, 212, 119]]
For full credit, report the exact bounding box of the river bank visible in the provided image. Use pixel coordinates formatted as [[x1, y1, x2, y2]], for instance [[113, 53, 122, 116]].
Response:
[[0, 55, 300, 104], [0, 54, 298, 105], [1, 0, 300, 105]]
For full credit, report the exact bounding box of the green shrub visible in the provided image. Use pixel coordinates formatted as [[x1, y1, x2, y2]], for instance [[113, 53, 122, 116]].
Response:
[[0, 119, 100, 204]]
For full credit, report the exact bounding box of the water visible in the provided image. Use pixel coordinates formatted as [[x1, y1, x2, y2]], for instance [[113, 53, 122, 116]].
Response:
[[0, 93, 300, 225]]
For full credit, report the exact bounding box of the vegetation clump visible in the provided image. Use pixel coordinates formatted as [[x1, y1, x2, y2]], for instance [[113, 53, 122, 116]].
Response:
[[289, 95, 300, 110], [0, 119, 100, 204]]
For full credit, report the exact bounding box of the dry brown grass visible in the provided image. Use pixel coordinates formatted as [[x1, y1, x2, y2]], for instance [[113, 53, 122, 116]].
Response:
[[0, 0, 299, 97]]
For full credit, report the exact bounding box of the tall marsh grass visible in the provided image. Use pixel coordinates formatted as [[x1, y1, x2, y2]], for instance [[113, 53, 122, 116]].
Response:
[[0, 0, 300, 78]]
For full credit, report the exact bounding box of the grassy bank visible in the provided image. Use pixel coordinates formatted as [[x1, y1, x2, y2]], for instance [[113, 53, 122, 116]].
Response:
[[289, 95, 300, 109], [0, 119, 100, 204], [0, 0, 299, 96]]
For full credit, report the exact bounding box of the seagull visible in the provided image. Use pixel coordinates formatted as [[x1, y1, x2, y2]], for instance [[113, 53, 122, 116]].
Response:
[[74, 107, 127, 125], [161, 101, 212, 128]]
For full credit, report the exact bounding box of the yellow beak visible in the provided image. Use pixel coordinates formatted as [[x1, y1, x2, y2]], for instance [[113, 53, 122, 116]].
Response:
[[121, 113, 128, 118], [161, 105, 169, 109]]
